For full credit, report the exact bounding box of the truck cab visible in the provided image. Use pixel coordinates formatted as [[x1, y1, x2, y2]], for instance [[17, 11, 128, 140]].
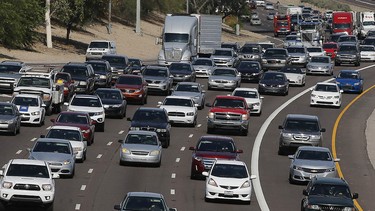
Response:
[[274, 14, 291, 37], [332, 12, 356, 35]]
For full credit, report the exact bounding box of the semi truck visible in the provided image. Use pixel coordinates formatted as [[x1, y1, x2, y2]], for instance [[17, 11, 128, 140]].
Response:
[[357, 11, 375, 39], [157, 14, 222, 66], [274, 14, 291, 37], [332, 12, 357, 35]]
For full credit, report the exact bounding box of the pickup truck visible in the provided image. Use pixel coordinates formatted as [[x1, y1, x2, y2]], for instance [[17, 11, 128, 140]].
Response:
[[0, 61, 32, 93], [206, 95, 250, 136], [13, 71, 64, 115]]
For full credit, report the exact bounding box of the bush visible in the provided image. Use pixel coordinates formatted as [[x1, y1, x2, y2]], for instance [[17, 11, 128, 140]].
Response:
[[301, 0, 351, 11]]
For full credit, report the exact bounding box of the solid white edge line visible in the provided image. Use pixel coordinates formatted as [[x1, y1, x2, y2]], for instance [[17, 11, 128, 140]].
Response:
[[75, 204, 81, 210], [251, 64, 375, 211]]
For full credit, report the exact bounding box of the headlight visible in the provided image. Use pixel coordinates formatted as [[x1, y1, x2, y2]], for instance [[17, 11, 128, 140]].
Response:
[[130, 127, 140, 131], [42, 184, 53, 191], [325, 167, 335, 172], [262, 59, 267, 63], [208, 178, 218, 187], [99, 75, 107, 79], [277, 84, 285, 87], [2, 181, 12, 189], [81, 129, 89, 133], [186, 112, 195, 116], [336, 81, 340, 84], [184, 75, 190, 78], [209, 79, 215, 82], [311, 94, 316, 97], [240, 180, 250, 188], [194, 156, 202, 162], [208, 112, 214, 119], [253, 55, 260, 59], [193, 96, 200, 99], [73, 147, 83, 151], [149, 150, 160, 156], [43, 94, 51, 101], [111, 104, 122, 108], [79, 81, 87, 85], [121, 148, 130, 154], [342, 207, 355, 211], [297, 76, 302, 80], [5, 119, 15, 123], [282, 133, 293, 138], [134, 89, 142, 93], [310, 135, 321, 139], [259, 83, 266, 87], [324, 66, 330, 69], [354, 82, 360, 86], [63, 160, 71, 165], [156, 128, 167, 132], [306, 205, 320, 210], [242, 114, 249, 120], [228, 80, 235, 84], [293, 165, 303, 170], [64, 87, 68, 91], [31, 111, 41, 115], [307, 65, 312, 69], [334, 95, 340, 99], [94, 111, 104, 115]]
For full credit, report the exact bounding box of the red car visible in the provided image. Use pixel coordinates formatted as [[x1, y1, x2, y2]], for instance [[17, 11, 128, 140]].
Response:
[[189, 135, 243, 179], [115, 74, 148, 105], [323, 42, 338, 59], [50, 111, 95, 145], [54, 72, 75, 101]]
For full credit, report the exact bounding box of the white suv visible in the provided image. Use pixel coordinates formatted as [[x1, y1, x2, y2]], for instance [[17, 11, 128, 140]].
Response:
[[0, 159, 59, 210], [65, 94, 106, 131], [85, 40, 116, 61]]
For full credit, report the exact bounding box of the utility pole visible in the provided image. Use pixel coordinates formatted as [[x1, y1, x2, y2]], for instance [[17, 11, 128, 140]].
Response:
[[107, 0, 112, 34], [135, 0, 141, 34], [186, 0, 189, 14], [45, 0, 52, 48]]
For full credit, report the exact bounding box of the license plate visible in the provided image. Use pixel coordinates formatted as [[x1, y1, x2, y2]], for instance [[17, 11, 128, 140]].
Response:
[[224, 191, 233, 196]]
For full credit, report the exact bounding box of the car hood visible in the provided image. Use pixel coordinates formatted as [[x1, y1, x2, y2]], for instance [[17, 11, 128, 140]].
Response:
[[122, 143, 160, 151], [263, 55, 288, 60], [308, 62, 330, 66], [70, 76, 87, 81], [53, 122, 90, 130], [238, 68, 260, 73], [244, 98, 261, 105], [172, 91, 200, 98], [193, 65, 211, 69], [68, 105, 103, 113], [69, 141, 84, 148], [210, 175, 248, 186], [0, 115, 17, 120], [337, 51, 356, 55], [288, 53, 307, 57], [324, 48, 336, 53], [101, 99, 123, 105], [284, 73, 304, 79], [209, 107, 248, 115], [115, 84, 141, 89], [282, 129, 321, 135], [170, 70, 191, 75], [209, 75, 237, 80], [14, 87, 50, 94], [0, 73, 22, 80], [210, 55, 233, 60], [30, 152, 73, 161], [312, 91, 340, 96], [195, 151, 238, 159], [163, 43, 188, 53], [293, 159, 335, 169], [307, 195, 354, 207], [336, 78, 359, 84], [259, 79, 286, 85], [143, 75, 167, 81], [160, 105, 195, 113], [4, 176, 52, 184], [130, 121, 168, 129]]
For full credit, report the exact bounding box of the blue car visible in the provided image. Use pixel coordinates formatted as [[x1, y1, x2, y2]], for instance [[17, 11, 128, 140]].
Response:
[[335, 70, 363, 93]]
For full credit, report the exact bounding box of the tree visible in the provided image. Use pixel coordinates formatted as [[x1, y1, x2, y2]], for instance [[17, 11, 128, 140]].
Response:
[[0, 0, 44, 48], [213, 0, 249, 20]]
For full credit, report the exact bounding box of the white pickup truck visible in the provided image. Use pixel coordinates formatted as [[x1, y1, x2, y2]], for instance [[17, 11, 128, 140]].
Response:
[[13, 71, 64, 115], [0, 159, 59, 210]]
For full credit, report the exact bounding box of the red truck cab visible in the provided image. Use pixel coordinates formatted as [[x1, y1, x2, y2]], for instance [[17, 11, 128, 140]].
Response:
[[323, 42, 339, 59], [332, 12, 354, 35], [274, 14, 291, 37]]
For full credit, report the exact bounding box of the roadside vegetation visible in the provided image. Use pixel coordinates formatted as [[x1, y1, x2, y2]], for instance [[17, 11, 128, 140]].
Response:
[[301, 0, 351, 11]]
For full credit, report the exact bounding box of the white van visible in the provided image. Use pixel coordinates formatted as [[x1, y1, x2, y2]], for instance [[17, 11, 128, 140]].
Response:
[[85, 40, 117, 61]]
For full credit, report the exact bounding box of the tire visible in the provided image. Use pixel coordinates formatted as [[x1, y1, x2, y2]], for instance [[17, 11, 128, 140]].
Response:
[[207, 127, 214, 134], [278, 146, 285, 155], [11, 125, 17, 136], [46, 105, 52, 116], [155, 159, 161, 167], [241, 129, 248, 136], [119, 160, 127, 166], [45, 202, 54, 211], [335, 62, 340, 66], [289, 174, 295, 184], [190, 168, 197, 180], [98, 122, 105, 132]]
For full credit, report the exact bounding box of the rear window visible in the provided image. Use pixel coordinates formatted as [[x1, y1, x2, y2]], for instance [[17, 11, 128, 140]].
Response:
[[89, 41, 109, 48]]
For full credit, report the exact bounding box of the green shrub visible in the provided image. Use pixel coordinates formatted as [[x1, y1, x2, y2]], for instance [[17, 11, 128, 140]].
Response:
[[301, 0, 350, 11]]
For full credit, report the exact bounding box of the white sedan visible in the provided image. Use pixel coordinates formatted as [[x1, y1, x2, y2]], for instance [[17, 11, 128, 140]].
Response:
[[11, 94, 45, 126], [232, 88, 263, 115], [203, 159, 256, 203], [360, 45, 375, 62], [279, 66, 306, 86], [158, 96, 198, 127], [310, 82, 343, 108]]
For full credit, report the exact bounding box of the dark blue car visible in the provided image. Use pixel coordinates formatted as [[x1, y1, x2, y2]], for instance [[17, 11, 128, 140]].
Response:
[[335, 70, 363, 93]]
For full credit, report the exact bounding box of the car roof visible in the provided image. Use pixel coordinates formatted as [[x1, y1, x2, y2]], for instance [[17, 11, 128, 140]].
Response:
[[310, 55, 330, 59], [64, 62, 89, 67], [145, 65, 168, 70], [136, 107, 165, 112], [297, 146, 330, 152], [339, 70, 357, 73], [90, 40, 113, 42], [214, 159, 246, 166], [126, 192, 163, 198], [13, 94, 40, 99], [10, 159, 47, 166], [102, 54, 128, 58], [0, 102, 15, 106], [214, 95, 245, 100], [311, 177, 348, 186], [316, 82, 337, 86], [175, 82, 200, 86], [214, 67, 237, 71], [95, 88, 121, 92], [233, 87, 259, 92], [85, 60, 109, 64], [286, 114, 319, 121], [49, 125, 82, 131], [118, 74, 143, 78], [58, 111, 89, 116]]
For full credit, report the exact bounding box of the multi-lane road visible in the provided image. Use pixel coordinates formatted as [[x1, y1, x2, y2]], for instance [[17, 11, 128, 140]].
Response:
[[1, 6, 375, 211]]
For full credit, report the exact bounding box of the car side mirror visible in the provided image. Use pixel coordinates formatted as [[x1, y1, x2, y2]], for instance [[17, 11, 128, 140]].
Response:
[[205, 103, 212, 107], [352, 193, 359, 199], [50, 119, 55, 123], [52, 173, 60, 179], [278, 125, 283, 129], [237, 149, 243, 153], [303, 189, 308, 196], [157, 102, 163, 107], [103, 105, 109, 109], [127, 117, 132, 121], [0, 169, 3, 176], [288, 155, 294, 159], [64, 102, 69, 106], [202, 90, 206, 93], [118, 139, 123, 143], [202, 171, 209, 177], [250, 175, 257, 180], [334, 158, 340, 162], [40, 135, 45, 138], [114, 205, 121, 210], [189, 146, 195, 150], [41, 104, 46, 107], [194, 104, 199, 107], [320, 128, 326, 132]]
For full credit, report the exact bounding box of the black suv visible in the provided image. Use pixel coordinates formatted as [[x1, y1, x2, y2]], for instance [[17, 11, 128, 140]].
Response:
[[238, 43, 262, 62], [85, 60, 112, 87], [169, 62, 196, 84], [335, 43, 360, 66], [301, 177, 358, 211], [60, 62, 96, 94], [102, 55, 130, 80], [261, 48, 291, 71], [127, 107, 171, 148]]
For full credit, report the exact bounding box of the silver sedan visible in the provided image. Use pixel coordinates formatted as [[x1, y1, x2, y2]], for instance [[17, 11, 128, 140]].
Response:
[[306, 56, 334, 75], [208, 67, 241, 91], [119, 131, 162, 167], [171, 82, 206, 109], [288, 146, 339, 184]]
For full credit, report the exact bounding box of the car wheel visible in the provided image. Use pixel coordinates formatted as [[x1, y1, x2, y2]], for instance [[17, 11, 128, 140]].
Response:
[[39, 116, 45, 127], [207, 127, 214, 134], [45, 202, 54, 211], [17, 123, 20, 134], [98, 122, 105, 132], [241, 129, 248, 136], [69, 167, 75, 178], [289, 174, 295, 184], [11, 126, 17, 136], [46, 105, 52, 116], [278, 146, 285, 155], [155, 159, 161, 167], [335, 62, 340, 66], [119, 160, 127, 166]]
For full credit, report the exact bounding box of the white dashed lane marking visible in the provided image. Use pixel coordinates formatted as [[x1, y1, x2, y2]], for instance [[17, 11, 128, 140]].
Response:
[[188, 134, 193, 138], [80, 185, 86, 191], [171, 173, 176, 179], [96, 154, 102, 159], [197, 124, 201, 128], [170, 189, 175, 195], [175, 158, 180, 163], [107, 142, 112, 146], [30, 138, 37, 142], [16, 150, 22, 154], [180, 147, 185, 151], [75, 204, 81, 210], [46, 126, 51, 130], [118, 130, 124, 134], [88, 169, 93, 174]]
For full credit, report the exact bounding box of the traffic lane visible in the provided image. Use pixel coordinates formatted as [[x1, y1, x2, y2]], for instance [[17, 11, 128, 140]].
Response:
[[258, 65, 375, 210], [334, 89, 375, 210]]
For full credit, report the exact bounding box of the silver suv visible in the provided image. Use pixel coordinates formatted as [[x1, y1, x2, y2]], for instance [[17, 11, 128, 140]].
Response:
[[0, 159, 59, 210], [278, 114, 325, 155], [286, 46, 309, 67]]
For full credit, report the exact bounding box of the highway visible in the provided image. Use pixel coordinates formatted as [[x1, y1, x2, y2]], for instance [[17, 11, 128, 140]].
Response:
[[1, 5, 375, 211]]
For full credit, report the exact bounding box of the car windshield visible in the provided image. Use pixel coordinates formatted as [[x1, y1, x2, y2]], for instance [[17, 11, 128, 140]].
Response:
[[338, 36, 356, 42], [71, 97, 101, 107], [197, 140, 235, 152], [263, 73, 285, 81], [193, 59, 213, 66], [33, 141, 71, 154], [338, 72, 359, 79], [129, 59, 141, 67], [17, 77, 50, 88], [360, 46, 375, 51], [260, 43, 274, 49], [310, 57, 329, 63], [123, 196, 166, 211], [88, 41, 109, 48], [103, 57, 126, 66], [333, 23, 351, 29], [264, 49, 287, 57], [287, 48, 305, 53], [309, 184, 351, 198], [233, 90, 258, 98], [297, 150, 332, 161], [286, 36, 298, 41], [62, 66, 88, 78], [89, 63, 108, 74], [133, 110, 167, 122], [323, 43, 337, 49], [211, 164, 248, 178], [280, 66, 303, 74], [164, 98, 193, 107], [57, 114, 88, 124], [300, 24, 316, 30], [0, 105, 14, 115], [238, 62, 260, 71], [240, 46, 260, 53], [95, 90, 122, 100], [277, 22, 289, 27], [169, 63, 192, 72], [307, 48, 322, 52], [143, 68, 167, 77], [175, 84, 199, 92], [285, 120, 320, 132], [125, 134, 158, 145], [46, 129, 81, 142], [117, 76, 142, 85], [315, 84, 338, 92], [6, 164, 49, 178], [213, 98, 244, 108], [164, 33, 189, 43], [213, 50, 232, 56], [330, 34, 344, 42], [212, 69, 236, 76], [339, 45, 357, 52], [13, 97, 38, 107], [0, 64, 22, 74]]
